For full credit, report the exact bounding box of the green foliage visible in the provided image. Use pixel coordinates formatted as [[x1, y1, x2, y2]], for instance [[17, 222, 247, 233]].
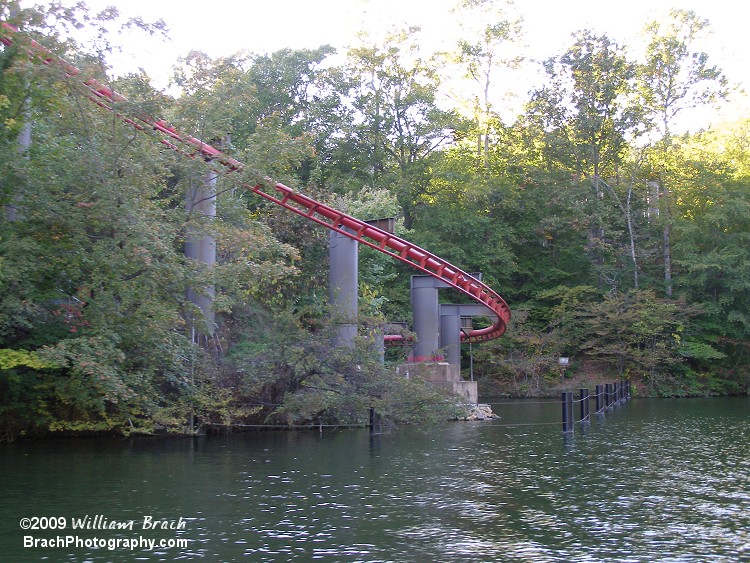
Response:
[[225, 310, 455, 427], [474, 306, 565, 397], [339, 28, 460, 227], [678, 340, 726, 362], [576, 290, 697, 381], [638, 9, 728, 138], [0, 348, 57, 369]]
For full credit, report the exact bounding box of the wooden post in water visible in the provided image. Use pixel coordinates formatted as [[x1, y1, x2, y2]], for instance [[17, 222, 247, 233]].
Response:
[[595, 384, 604, 414], [580, 388, 590, 423], [562, 392, 574, 433], [605, 383, 613, 409], [369, 407, 382, 435]]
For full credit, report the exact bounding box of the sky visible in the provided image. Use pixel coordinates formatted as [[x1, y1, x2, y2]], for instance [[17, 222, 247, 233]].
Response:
[[42, 0, 750, 128]]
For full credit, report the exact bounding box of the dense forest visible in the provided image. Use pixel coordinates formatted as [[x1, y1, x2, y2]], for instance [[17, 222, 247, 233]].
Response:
[[1, 1, 748, 440]]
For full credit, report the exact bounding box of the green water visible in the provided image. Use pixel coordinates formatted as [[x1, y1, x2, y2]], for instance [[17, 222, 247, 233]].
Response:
[[1, 398, 749, 562]]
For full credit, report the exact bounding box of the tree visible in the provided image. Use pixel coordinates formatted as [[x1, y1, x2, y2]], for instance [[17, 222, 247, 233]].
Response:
[[450, 0, 524, 167], [669, 128, 750, 385], [577, 290, 688, 380], [341, 28, 458, 228], [547, 30, 637, 186], [524, 31, 639, 291], [0, 6, 308, 438], [638, 9, 728, 297], [242, 46, 347, 187]]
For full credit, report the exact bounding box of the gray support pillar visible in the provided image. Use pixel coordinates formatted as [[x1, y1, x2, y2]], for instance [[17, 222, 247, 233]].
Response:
[[439, 311, 462, 372], [411, 276, 445, 361], [17, 116, 31, 154], [369, 325, 385, 363], [5, 113, 30, 222], [8, 10, 26, 159], [329, 229, 358, 347], [412, 276, 490, 363], [440, 303, 497, 376], [185, 170, 217, 335]]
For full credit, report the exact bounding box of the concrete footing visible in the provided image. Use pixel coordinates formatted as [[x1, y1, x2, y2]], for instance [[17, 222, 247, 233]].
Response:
[[397, 362, 478, 403]]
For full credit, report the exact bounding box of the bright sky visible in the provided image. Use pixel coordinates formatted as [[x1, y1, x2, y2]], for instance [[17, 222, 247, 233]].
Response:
[[47, 0, 750, 128]]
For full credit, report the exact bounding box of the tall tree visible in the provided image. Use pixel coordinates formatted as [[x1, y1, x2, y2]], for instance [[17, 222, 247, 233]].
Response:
[[450, 0, 523, 168], [550, 30, 636, 191], [230, 45, 345, 186], [526, 31, 638, 289], [342, 28, 458, 228], [637, 9, 728, 297]]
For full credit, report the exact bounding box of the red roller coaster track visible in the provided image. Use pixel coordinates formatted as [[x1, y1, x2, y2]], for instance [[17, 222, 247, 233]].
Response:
[[1, 23, 510, 343]]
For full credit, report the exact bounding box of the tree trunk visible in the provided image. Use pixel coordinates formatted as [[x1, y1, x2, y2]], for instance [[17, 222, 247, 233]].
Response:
[[623, 176, 638, 289], [6, 5, 29, 223], [663, 223, 672, 298], [661, 181, 673, 298]]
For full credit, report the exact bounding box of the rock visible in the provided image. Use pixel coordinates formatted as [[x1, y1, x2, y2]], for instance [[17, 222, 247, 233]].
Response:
[[458, 403, 498, 421]]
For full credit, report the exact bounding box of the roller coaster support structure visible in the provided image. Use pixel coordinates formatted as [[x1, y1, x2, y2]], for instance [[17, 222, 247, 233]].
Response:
[[329, 228, 358, 347], [439, 303, 497, 378]]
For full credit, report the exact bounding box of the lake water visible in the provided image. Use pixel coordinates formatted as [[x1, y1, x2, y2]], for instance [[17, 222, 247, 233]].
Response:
[[1, 397, 749, 562]]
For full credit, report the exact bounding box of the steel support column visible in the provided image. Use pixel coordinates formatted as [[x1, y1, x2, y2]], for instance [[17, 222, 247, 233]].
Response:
[[410, 275, 449, 361], [329, 229, 358, 347], [439, 311, 462, 371], [439, 303, 497, 374], [185, 170, 217, 334]]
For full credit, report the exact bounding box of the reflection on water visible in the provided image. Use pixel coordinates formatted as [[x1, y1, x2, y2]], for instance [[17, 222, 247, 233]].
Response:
[[1, 398, 749, 561]]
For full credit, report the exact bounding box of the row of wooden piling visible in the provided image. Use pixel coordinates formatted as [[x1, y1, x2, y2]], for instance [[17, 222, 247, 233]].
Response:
[[562, 380, 631, 433]]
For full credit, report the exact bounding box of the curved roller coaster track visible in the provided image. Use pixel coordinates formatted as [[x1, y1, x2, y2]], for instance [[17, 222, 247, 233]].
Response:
[[1, 23, 510, 344]]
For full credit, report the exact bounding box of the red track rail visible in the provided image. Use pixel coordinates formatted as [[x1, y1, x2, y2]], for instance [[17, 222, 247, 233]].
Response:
[[1, 23, 510, 343]]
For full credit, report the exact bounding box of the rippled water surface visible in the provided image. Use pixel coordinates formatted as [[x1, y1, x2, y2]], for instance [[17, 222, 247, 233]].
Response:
[[2, 397, 749, 561]]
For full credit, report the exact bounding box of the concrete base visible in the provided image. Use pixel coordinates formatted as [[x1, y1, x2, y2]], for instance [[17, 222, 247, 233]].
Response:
[[397, 362, 478, 403], [445, 380, 478, 403]]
